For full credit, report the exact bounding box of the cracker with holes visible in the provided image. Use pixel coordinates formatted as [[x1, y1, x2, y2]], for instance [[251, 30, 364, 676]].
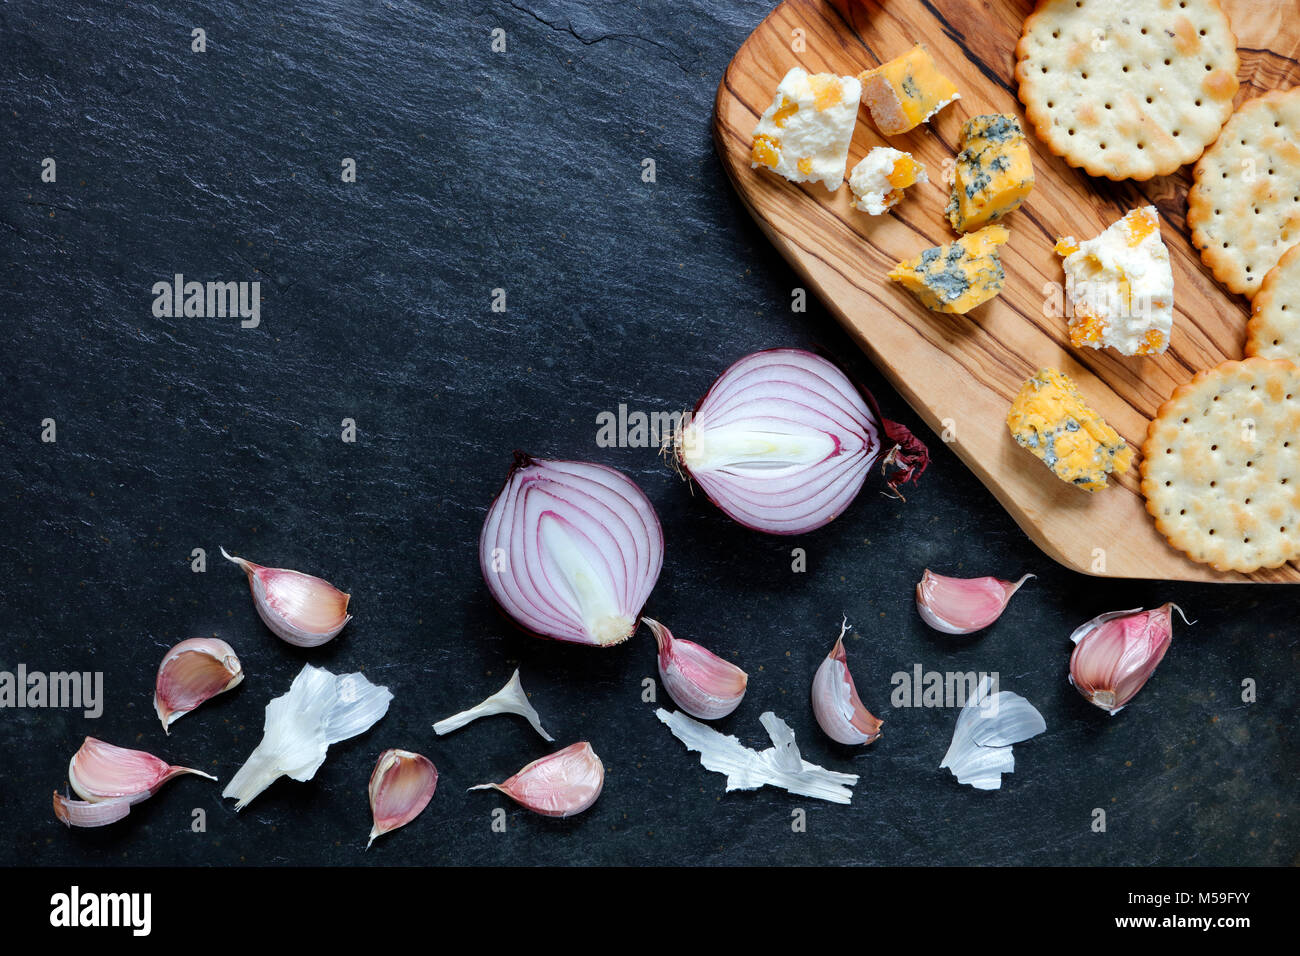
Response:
[[1141, 358, 1300, 573], [1247, 243, 1300, 359], [1015, 0, 1238, 181], [1188, 88, 1300, 299]]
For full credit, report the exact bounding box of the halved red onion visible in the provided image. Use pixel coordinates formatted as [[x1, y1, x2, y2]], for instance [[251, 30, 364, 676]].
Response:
[[670, 349, 928, 534], [479, 453, 664, 647]]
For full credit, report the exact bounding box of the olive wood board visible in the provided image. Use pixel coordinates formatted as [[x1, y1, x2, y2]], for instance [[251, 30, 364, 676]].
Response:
[[713, 0, 1300, 582]]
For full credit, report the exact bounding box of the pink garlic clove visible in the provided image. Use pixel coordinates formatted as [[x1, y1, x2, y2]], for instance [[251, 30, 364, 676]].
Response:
[[810, 619, 882, 746], [469, 742, 604, 818], [155, 637, 244, 733], [221, 548, 352, 648], [1069, 604, 1188, 715], [53, 792, 134, 828], [644, 618, 748, 720], [368, 749, 438, 848], [68, 737, 216, 804], [915, 569, 1034, 634]]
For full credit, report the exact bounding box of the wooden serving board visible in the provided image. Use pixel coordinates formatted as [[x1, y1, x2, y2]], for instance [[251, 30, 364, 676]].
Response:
[[715, 0, 1300, 582]]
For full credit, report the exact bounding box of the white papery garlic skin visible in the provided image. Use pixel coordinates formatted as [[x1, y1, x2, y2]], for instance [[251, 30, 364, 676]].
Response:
[[368, 749, 438, 848], [939, 676, 1045, 790], [433, 669, 553, 741], [916, 570, 1033, 634], [155, 637, 244, 733], [469, 741, 604, 818], [221, 548, 352, 647], [644, 618, 747, 720], [222, 664, 392, 810], [810, 619, 882, 745]]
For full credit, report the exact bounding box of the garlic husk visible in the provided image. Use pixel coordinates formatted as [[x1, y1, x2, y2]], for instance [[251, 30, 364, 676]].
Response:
[[368, 749, 437, 848], [916, 570, 1034, 634], [221, 547, 352, 647], [155, 637, 244, 733], [644, 618, 747, 720], [68, 737, 216, 803], [657, 709, 859, 804], [433, 669, 553, 741], [1069, 604, 1187, 715], [939, 676, 1045, 790], [810, 618, 882, 745], [53, 792, 134, 828], [469, 741, 603, 817], [222, 664, 392, 810]]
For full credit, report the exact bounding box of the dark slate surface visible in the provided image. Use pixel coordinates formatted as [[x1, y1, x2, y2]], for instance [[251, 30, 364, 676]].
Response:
[[0, 0, 1295, 867]]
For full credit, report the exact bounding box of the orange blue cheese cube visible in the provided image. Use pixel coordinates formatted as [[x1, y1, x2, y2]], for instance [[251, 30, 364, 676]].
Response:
[[858, 45, 960, 136], [887, 224, 1010, 313], [946, 114, 1034, 233], [1006, 368, 1133, 491]]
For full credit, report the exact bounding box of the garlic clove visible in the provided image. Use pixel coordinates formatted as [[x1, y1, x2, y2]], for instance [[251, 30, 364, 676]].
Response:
[[433, 669, 554, 741], [810, 618, 882, 746], [644, 618, 748, 720], [916, 570, 1034, 634], [368, 749, 438, 848], [221, 547, 352, 648], [155, 637, 244, 733], [68, 737, 216, 804], [223, 664, 392, 810], [1069, 604, 1187, 715], [469, 741, 603, 817], [53, 792, 134, 828]]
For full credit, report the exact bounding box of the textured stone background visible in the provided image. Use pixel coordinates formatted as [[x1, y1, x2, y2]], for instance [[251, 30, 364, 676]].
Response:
[[0, 0, 1295, 866]]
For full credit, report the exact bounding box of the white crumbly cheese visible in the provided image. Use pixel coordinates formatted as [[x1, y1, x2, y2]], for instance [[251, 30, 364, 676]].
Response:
[[1058, 205, 1175, 357], [848, 147, 928, 215], [750, 67, 862, 192]]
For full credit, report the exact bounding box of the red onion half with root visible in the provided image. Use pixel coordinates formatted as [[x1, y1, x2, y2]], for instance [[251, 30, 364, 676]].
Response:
[[480, 453, 664, 647], [669, 349, 928, 534]]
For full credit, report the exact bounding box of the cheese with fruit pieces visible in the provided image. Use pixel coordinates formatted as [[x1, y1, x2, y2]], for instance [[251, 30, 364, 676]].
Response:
[[858, 45, 959, 136], [848, 148, 928, 215], [1055, 206, 1174, 357], [945, 114, 1034, 233], [1006, 368, 1133, 492], [887, 225, 1010, 314], [750, 67, 862, 191]]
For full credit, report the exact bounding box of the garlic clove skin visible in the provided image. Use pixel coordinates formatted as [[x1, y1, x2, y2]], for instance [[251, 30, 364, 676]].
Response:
[[221, 547, 351, 648], [916, 570, 1034, 634], [368, 749, 438, 848], [223, 665, 393, 811], [810, 619, 882, 746], [53, 792, 134, 828], [469, 741, 604, 818], [940, 675, 1046, 790], [1069, 604, 1187, 715], [433, 669, 554, 741], [155, 637, 244, 733], [644, 618, 748, 720], [68, 737, 216, 804]]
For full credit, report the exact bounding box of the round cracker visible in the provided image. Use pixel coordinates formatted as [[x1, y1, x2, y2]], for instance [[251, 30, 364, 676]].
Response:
[[1245, 230, 1300, 360], [1141, 358, 1300, 573], [1188, 87, 1300, 299], [1015, 0, 1239, 181]]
